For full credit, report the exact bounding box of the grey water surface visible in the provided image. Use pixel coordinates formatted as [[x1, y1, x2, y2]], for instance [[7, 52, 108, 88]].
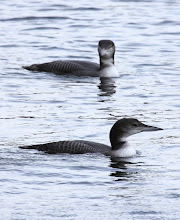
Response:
[[0, 0, 180, 219]]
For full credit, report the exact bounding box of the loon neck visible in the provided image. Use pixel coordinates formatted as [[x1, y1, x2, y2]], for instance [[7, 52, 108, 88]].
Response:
[[109, 124, 137, 157], [99, 57, 114, 70], [110, 143, 136, 158], [109, 126, 130, 151], [110, 138, 128, 151], [110, 133, 136, 157], [99, 56, 119, 78]]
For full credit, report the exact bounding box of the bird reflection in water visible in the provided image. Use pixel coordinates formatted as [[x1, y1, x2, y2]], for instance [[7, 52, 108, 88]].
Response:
[[98, 77, 116, 96], [110, 157, 143, 181]]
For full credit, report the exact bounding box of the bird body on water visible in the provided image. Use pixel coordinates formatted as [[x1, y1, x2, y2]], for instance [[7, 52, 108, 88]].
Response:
[[20, 118, 163, 158], [22, 40, 119, 78]]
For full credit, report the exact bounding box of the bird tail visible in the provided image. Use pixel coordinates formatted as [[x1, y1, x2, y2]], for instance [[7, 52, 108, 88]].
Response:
[[19, 145, 37, 150], [22, 64, 39, 71]]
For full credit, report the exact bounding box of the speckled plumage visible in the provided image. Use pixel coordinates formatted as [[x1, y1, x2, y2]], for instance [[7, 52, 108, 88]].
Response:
[[20, 140, 111, 155], [23, 60, 100, 77]]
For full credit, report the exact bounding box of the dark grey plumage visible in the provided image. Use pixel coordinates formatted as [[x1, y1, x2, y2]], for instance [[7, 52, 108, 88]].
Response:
[[23, 60, 100, 77], [20, 140, 111, 155]]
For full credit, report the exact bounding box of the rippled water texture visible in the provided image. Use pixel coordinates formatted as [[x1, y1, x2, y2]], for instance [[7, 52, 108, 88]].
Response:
[[0, 0, 180, 219]]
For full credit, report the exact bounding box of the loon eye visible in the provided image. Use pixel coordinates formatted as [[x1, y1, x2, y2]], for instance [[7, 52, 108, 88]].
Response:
[[132, 124, 138, 127]]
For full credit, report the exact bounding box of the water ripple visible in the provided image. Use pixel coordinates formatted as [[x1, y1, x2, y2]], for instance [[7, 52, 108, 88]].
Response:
[[0, 0, 180, 219]]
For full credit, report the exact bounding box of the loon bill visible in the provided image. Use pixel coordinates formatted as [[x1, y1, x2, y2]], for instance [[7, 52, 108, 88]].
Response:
[[20, 118, 163, 158], [22, 40, 119, 78]]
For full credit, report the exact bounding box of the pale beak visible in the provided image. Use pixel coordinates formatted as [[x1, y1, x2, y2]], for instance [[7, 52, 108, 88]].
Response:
[[141, 123, 163, 132]]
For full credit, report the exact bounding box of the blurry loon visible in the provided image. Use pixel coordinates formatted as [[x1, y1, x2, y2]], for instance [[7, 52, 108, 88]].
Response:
[[20, 118, 162, 158], [22, 40, 119, 77]]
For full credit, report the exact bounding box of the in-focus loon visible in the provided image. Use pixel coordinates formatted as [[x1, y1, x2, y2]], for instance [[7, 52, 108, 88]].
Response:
[[20, 118, 163, 158], [22, 40, 119, 77]]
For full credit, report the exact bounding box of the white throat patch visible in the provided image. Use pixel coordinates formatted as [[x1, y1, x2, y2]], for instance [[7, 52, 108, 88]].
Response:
[[99, 65, 119, 78], [111, 144, 136, 158]]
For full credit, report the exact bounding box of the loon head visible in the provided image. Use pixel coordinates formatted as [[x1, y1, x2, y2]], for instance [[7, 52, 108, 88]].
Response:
[[98, 40, 115, 68], [98, 40, 115, 59], [110, 118, 163, 150]]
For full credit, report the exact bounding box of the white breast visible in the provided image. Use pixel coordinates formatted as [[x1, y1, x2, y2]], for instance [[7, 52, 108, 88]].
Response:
[[99, 65, 119, 78], [110, 144, 137, 158]]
